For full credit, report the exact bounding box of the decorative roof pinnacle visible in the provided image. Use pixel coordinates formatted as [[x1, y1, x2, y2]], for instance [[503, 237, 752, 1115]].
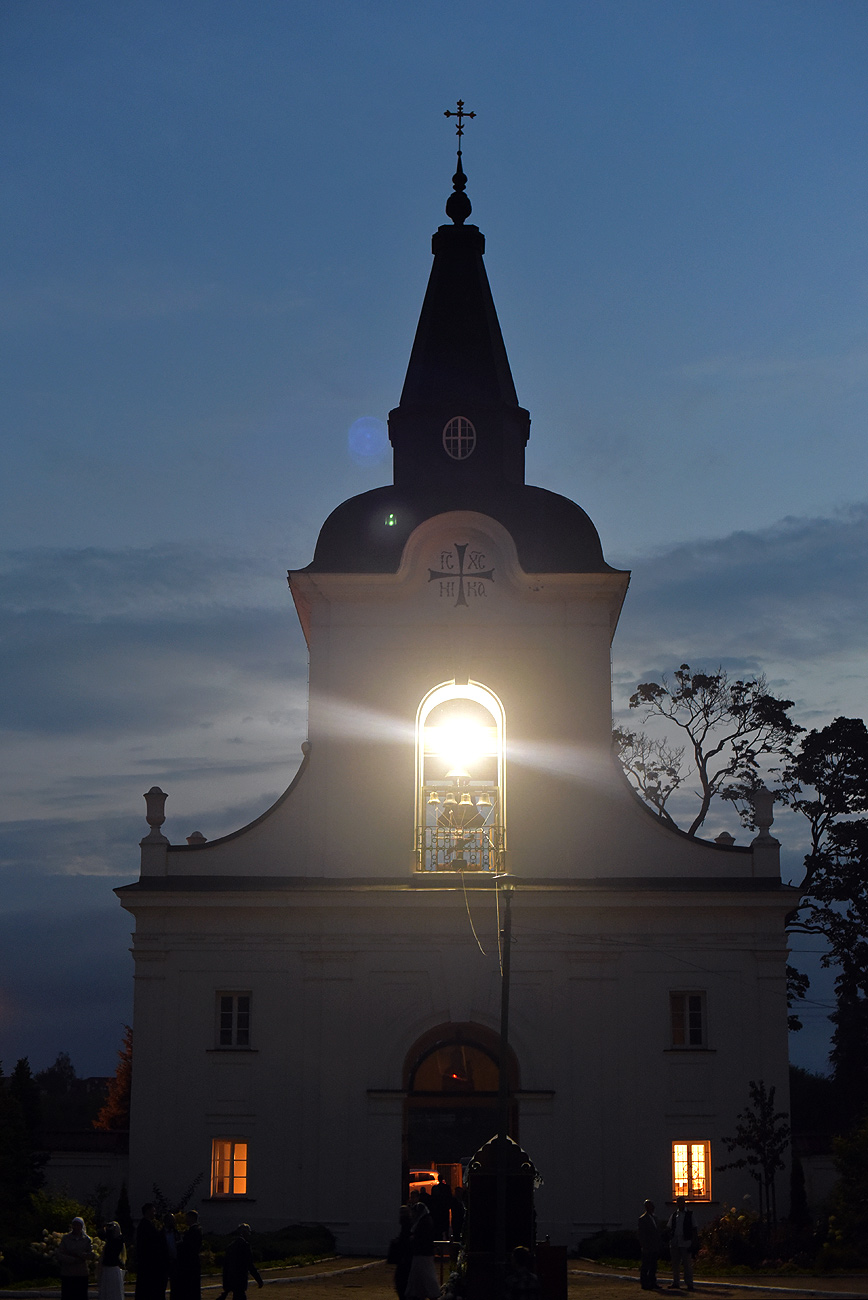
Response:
[[444, 99, 475, 225]]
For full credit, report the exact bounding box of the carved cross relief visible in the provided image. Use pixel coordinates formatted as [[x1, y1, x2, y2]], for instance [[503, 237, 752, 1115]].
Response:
[[428, 542, 495, 607]]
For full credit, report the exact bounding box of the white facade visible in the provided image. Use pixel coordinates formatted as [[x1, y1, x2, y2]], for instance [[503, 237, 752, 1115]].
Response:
[[118, 188, 794, 1252]]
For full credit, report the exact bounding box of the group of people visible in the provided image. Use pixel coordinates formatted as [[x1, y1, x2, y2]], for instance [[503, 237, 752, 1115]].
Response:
[[637, 1197, 697, 1293], [56, 1217, 122, 1300], [134, 1203, 204, 1300], [414, 1176, 467, 1242], [57, 1208, 263, 1300]]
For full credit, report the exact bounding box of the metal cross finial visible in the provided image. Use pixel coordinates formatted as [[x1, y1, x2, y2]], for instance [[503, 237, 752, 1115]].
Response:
[[444, 99, 476, 143]]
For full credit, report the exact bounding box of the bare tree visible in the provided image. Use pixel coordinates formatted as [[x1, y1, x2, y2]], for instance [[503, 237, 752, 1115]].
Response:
[[626, 664, 800, 837], [613, 728, 684, 826]]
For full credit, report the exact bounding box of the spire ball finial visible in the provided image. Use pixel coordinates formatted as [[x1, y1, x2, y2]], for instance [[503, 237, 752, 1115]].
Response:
[[443, 100, 475, 225]]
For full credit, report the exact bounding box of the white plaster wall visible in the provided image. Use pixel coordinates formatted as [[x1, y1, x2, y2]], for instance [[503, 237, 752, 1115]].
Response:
[[123, 884, 791, 1251]]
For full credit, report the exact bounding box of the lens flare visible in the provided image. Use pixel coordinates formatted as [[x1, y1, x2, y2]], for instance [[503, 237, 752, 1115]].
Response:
[[348, 416, 389, 467]]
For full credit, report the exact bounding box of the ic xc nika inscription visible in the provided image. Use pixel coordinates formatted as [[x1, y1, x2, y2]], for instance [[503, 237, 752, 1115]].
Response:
[[428, 543, 495, 607]]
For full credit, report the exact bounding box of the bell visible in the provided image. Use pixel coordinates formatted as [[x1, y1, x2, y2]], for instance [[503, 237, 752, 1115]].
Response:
[[455, 791, 483, 830], [476, 791, 492, 808], [427, 790, 441, 805], [443, 792, 457, 808]]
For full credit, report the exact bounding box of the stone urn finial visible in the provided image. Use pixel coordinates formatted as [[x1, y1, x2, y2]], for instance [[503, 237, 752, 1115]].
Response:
[[142, 786, 169, 844], [750, 784, 776, 839]]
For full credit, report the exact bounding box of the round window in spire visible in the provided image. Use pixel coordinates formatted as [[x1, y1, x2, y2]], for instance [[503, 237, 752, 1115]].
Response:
[[442, 416, 476, 461]]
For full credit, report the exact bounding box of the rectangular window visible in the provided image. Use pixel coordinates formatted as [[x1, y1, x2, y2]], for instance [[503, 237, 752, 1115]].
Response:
[[217, 993, 251, 1047], [211, 1139, 248, 1197], [670, 992, 705, 1048], [672, 1140, 711, 1201]]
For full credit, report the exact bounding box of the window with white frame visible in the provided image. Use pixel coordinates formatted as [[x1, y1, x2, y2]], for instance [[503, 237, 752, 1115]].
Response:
[[217, 993, 250, 1048], [211, 1138, 248, 1197], [670, 991, 706, 1048], [672, 1140, 711, 1201]]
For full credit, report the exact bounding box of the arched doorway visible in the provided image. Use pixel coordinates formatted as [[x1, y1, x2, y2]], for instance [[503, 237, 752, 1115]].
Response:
[[403, 1022, 519, 1194]]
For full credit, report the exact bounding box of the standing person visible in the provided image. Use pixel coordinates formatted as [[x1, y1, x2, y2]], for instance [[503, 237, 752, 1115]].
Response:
[[404, 1202, 440, 1300], [387, 1207, 414, 1300], [219, 1225, 263, 1300], [504, 1247, 541, 1300], [57, 1217, 95, 1300], [638, 1200, 661, 1291], [98, 1223, 127, 1300], [450, 1187, 466, 1242], [135, 1203, 169, 1300], [163, 1214, 179, 1300], [666, 1197, 695, 1292], [429, 1175, 452, 1241], [175, 1211, 203, 1300]]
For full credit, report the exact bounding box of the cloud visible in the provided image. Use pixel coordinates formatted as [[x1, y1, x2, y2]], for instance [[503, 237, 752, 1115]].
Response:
[[0, 791, 290, 884], [0, 544, 290, 619], [0, 277, 306, 329], [613, 504, 868, 686], [675, 340, 868, 388], [0, 544, 307, 738]]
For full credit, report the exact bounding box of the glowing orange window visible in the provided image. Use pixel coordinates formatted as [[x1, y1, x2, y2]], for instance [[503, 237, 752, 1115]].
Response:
[[672, 1140, 711, 1201], [211, 1139, 248, 1196]]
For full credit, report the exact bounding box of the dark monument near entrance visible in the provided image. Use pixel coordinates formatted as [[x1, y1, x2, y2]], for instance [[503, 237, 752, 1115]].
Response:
[[465, 1133, 538, 1254]]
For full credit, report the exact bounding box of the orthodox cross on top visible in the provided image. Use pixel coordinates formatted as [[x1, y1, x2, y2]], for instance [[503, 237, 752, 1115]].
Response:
[[444, 100, 476, 147], [443, 101, 475, 224]]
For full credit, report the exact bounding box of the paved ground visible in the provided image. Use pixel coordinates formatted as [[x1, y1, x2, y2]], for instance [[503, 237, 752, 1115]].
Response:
[[245, 1258, 868, 1300], [4, 1257, 867, 1300]]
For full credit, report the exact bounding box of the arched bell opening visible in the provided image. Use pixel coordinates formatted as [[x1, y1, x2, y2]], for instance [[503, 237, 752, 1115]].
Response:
[[402, 1022, 520, 1201], [415, 681, 506, 873]]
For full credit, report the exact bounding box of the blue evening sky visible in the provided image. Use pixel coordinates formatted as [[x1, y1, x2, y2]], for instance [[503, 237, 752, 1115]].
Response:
[[2, 1, 867, 1075]]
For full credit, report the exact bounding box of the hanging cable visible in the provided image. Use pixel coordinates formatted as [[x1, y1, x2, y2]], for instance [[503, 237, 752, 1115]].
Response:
[[461, 869, 487, 955], [494, 876, 504, 975]]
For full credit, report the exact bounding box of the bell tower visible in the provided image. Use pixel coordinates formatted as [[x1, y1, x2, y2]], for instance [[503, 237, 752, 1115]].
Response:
[[288, 125, 630, 879]]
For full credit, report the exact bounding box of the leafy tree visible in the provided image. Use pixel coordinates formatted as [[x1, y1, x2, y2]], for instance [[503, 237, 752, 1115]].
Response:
[[784, 717, 868, 1121], [823, 1114, 868, 1266], [0, 1062, 45, 1238], [623, 664, 800, 837], [788, 1064, 836, 1135], [717, 1080, 790, 1225], [35, 1051, 104, 1132], [36, 1051, 77, 1096], [94, 1026, 132, 1132], [786, 964, 810, 1033], [828, 970, 868, 1129], [10, 1058, 42, 1143]]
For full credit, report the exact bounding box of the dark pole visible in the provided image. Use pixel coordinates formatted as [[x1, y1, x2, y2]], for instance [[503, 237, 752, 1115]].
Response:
[[494, 881, 513, 1269]]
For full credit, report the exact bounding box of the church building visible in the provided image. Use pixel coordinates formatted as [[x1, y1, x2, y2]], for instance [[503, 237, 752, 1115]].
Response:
[[118, 144, 793, 1252]]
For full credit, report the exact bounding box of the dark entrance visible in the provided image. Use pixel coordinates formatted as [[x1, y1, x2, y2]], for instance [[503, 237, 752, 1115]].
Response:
[[403, 1023, 519, 1190]]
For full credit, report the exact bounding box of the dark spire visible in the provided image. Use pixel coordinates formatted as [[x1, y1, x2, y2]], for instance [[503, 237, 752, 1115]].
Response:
[[305, 109, 614, 577], [388, 103, 530, 489]]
